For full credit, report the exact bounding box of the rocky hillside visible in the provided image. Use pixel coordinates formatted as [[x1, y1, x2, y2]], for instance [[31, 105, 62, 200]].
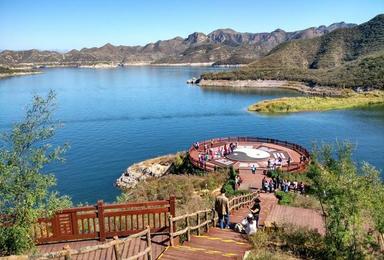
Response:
[[0, 22, 355, 67], [202, 14, 384, 89]]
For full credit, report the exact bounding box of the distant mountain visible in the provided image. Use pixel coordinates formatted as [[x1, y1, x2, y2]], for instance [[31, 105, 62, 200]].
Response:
[[202, 15, 384, 89], [0, 22, 355, 66]]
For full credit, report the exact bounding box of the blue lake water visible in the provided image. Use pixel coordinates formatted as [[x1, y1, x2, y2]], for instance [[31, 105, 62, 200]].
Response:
[[0, 67, 383, 204]]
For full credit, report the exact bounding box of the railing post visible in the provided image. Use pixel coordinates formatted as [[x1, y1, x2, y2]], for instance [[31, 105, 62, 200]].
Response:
[[205, 211, 209, 232], [71, 212, 79, 236], [146, 226, 153, 260], [186, 216, 190, 241], [168, 215, 174, 246], [211, 209, 216, 228], [97, 200, 106, 242], [113, 236, 122, 260], [197, 212, 200, 236], [63, 245, 71, 260], [169, 196, 176, 216]]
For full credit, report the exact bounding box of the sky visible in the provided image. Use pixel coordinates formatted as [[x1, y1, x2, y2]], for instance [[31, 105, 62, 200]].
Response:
[[0, 0, 383, 51]]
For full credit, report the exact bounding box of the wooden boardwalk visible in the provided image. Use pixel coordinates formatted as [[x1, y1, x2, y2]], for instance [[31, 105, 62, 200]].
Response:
[[36, 139, 322, 259], [160, 220, 251, 259]]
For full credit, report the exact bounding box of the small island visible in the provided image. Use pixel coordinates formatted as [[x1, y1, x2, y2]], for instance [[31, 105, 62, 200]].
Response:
[[248, 91, 384, 113]]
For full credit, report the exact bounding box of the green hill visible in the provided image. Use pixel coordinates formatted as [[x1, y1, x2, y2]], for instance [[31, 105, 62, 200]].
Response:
[[202, 14, 384, 89]]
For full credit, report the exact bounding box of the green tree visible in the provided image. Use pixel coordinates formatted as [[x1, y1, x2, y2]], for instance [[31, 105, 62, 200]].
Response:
[[0, 91, 72, 256], [308, 142, 384, 258]]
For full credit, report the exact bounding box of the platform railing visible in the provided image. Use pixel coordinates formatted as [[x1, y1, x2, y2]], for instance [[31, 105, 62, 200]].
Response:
[[189, 136, 310, 171]]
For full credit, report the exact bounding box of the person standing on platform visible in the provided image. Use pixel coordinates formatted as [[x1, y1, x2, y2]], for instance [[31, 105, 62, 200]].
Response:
[[251, 164, 256, 174], [215, 188, 230, 229]]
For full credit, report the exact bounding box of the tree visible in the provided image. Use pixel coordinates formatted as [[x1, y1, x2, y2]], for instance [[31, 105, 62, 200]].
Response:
[[0, 91, 72, 256], [308, 141, 384, 258]]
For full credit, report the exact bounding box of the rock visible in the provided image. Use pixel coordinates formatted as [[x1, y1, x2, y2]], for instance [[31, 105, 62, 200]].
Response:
[[115, 154, 177, 189]]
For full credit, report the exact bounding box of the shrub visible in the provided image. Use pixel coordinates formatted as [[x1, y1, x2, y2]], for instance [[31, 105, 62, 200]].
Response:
[[247, 226, 326, 259], [275, 191, 295, 205]]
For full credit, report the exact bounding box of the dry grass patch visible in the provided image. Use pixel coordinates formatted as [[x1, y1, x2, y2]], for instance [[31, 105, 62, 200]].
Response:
[[248, 91, 384, 113]]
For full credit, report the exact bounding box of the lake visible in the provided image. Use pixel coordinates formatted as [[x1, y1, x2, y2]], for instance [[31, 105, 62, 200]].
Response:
[[0, 67, 383, 204]]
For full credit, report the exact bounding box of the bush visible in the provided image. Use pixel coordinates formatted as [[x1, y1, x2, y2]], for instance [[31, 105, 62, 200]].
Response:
[[275, 191, 295, 205], [248, 226, 326, 259]]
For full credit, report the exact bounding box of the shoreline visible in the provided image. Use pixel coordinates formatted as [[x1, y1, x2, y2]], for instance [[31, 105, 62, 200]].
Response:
[[198, 79, 353, 97], [0, 71, 42, 79]]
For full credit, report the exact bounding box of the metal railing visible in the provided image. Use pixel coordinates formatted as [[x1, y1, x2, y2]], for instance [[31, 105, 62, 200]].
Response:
[[189, 136, 310, 171]]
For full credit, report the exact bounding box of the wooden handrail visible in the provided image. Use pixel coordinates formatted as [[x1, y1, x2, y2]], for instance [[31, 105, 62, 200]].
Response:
[[168, 192, 258, 246], [7, 196, 177, 245], [31, 226, 153, 260]]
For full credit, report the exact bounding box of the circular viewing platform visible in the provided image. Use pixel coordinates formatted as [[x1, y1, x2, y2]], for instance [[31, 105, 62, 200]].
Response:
[[189, 137, 310, 172]]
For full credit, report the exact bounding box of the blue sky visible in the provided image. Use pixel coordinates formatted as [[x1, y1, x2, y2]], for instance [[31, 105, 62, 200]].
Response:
[[0, 0, 383, 51]]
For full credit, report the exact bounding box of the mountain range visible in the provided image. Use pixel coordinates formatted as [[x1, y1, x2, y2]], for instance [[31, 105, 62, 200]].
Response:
[[202, 14, 384, 89], [0, 22, 355, 67]]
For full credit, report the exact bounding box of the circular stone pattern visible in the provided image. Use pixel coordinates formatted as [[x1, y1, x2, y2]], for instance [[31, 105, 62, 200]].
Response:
[[226, 147, 271, 162], [234, 147, 270, 159]]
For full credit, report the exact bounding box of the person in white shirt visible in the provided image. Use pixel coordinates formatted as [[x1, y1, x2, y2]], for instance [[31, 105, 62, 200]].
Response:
[[235, 214, 257, 235]]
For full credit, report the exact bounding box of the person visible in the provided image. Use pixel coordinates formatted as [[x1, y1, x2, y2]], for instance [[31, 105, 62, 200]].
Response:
[[215, 188, 230, 229], [269, 179, 275, 193], [299, 182, 305, 194], [276, 175, 281, 190], [250, 198, 261, 226], [287, 157, 291, 169], [235, 175, 240, 190], [278, 156, 282, 164], [293, 181, 298, 191], [262, 177, 268, 192], [267, 159, 271, 169], [251, 164, 256, 174], [235, 214, 257, 235]]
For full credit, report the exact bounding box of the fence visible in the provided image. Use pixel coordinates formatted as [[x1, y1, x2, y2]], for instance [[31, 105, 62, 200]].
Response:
[[33, 196, 175, 244], [31, 226, 153, 260], [168, 192, 258, 246], [189, 136, 310, 171]]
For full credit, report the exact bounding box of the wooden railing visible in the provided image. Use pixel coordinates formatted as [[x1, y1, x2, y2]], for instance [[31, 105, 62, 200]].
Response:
[[33, 196, 175, 244], [168, 192, 258, 245], [31, 226, 153, 260], [189, 136, 310, 171]]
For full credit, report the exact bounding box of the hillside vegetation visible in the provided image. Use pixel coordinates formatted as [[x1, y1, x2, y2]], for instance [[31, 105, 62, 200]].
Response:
[[248, 91, 384, 113], [202, 14, 384, 89]]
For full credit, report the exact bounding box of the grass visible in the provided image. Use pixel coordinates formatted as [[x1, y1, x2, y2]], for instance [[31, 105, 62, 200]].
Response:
[[248, 91, 384, 113], [117, 173, 227, 215], [246, 226, 326, 259]]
